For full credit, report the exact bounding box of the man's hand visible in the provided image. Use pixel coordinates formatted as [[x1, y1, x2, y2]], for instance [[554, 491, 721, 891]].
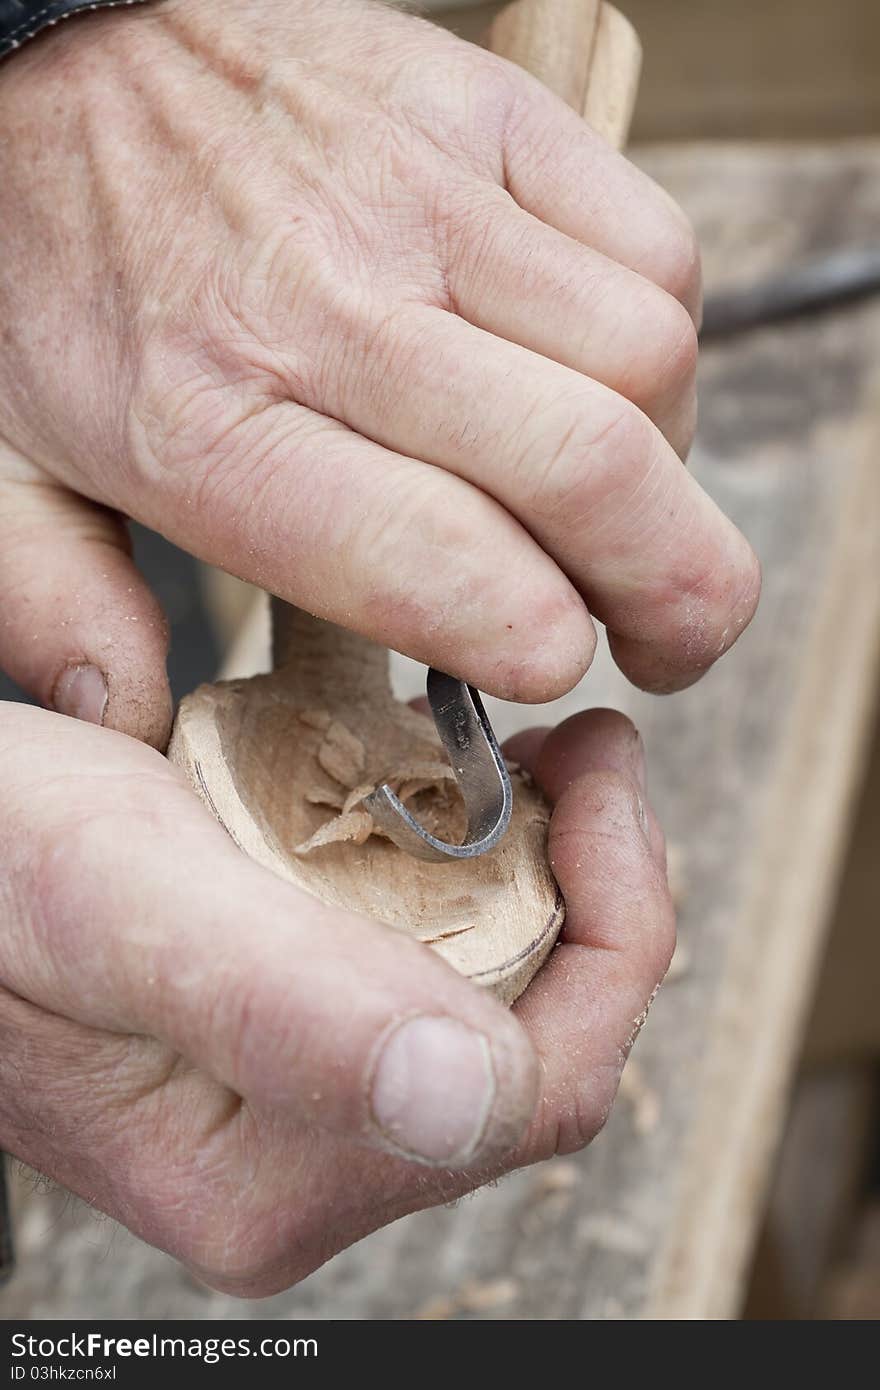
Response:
[[0, 702, 671, 1294], [0, 0, 758, 750]]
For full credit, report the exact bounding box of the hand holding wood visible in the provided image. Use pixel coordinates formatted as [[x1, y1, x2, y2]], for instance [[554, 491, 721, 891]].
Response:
[[170, 0, 644, 1003]]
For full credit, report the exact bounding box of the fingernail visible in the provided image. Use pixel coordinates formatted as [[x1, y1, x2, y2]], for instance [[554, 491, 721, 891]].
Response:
[[370, 1016, 498, 1167], [53, 664, 108, 726]]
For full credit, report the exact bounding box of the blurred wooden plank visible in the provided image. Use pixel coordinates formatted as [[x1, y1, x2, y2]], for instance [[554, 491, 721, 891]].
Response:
[[743, 1067, 877, 1319], [803, 705, 880, 1064]]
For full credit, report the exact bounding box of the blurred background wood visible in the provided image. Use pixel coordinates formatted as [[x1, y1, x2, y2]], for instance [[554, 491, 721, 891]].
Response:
[[432, 0, 880, 141]]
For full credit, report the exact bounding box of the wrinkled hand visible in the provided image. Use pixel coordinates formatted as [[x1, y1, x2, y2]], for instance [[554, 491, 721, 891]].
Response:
[[0, 0, 758, 751], [0, 701, 671, 1293]]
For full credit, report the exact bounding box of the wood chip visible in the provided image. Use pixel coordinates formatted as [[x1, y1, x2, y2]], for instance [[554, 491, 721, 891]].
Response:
[[293, 810, 374, 855], [392, 760, 454, 789], [317, 720, 366, 786], [397, 774, 454, 802], [304, 785, 345, 810], [297, 708, 332, 731], [342, 782, 377, 814]]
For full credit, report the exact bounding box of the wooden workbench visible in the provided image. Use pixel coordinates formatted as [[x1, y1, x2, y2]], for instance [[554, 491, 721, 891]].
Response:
[[2, 141, 879, 1321]]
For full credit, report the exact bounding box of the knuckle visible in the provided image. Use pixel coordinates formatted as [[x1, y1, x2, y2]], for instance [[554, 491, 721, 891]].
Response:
[[170, 1194, 319, 1297], [126, 260, 295, 496], [682, 533, 761, 635], [155, 1194, 266, 1294], [399, 43, 518, 166], [652, 213, 702, 311], [636, 529, 761, 672], [179, 1227, 278, 1297], [613, 289, 698, 425], [642, 295, 699, 405], [528, 395, 655, 531], [128, 339, 243, 484]]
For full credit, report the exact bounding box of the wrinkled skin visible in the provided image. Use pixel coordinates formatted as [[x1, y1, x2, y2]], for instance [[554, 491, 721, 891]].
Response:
[[0, 703, 672, 1294], [0, 0, 754, 1293]]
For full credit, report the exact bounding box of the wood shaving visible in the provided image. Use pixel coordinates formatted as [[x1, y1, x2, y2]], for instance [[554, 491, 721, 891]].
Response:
[[295, 725, 464, 856], [317, 720, 366, 786], [397, 771, 455, 801], [342, 782, 377, 814], [293, 810, 374, 855], [304, 786, 345, 810], [394, 760, 455, 789], [297, 708, 332, 731]]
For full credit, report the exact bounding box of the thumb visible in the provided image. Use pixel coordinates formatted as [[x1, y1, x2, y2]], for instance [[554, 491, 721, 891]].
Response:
[[3, 705, 539, 1170], [0, 445, 172, 748]]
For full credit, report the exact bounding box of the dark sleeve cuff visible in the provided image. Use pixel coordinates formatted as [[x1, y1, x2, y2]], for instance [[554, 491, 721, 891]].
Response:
[[0, 1, 152, 60]]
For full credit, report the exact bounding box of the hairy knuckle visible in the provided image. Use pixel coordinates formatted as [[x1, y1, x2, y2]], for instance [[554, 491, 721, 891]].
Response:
[[397, 44, 516, 168]]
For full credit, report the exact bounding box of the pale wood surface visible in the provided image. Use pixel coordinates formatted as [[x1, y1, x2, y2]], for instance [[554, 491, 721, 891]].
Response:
[[743, 1065, 876, 1318], [4, 140, 879, 1318], [488, 0, 601, 113], [803, 708, 880, 1065], [168, 0, 638, 1007], [488, 0, 639, 147]]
